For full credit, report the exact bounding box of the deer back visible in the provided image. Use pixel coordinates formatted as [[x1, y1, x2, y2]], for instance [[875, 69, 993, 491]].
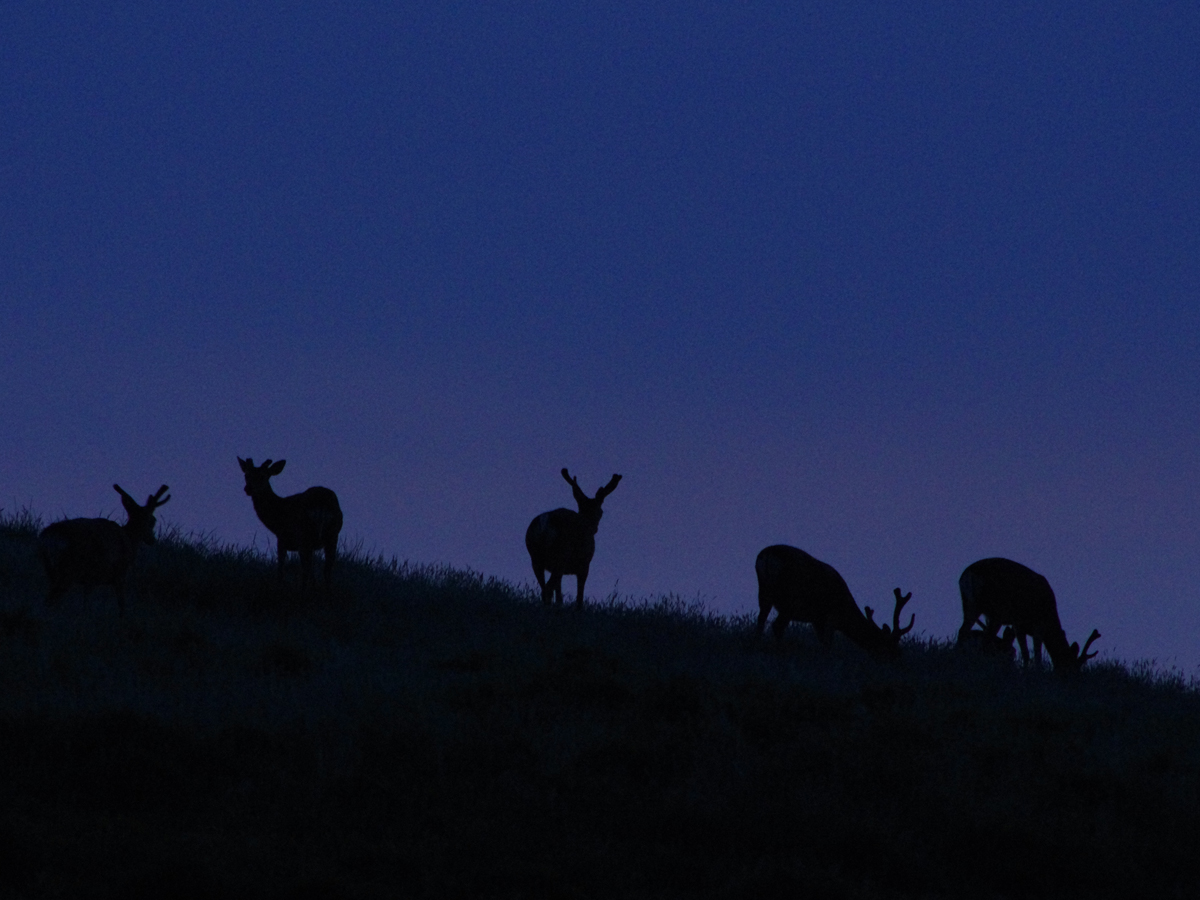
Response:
[[959, 557, 1065, 643], [756, 545, 858, 625], [525, 508, 596, 575], [259, 487, 343, 552], [38, 518, 133, 588]]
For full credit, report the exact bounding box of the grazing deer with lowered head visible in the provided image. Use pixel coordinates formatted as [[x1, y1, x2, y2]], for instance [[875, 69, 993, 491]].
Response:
[[238, 457, 343, 591], [37, 484, 171, 614], [957, 557, 1100, 673], [755, 544, 914, 658], [525, 468, 621, 608]]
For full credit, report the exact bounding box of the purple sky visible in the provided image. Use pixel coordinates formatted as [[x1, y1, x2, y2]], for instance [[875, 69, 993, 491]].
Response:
[[4, 3, 1199, 668]]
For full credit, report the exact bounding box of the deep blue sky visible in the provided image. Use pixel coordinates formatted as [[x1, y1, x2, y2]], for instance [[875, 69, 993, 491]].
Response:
[[4, 2, 1199, 667]]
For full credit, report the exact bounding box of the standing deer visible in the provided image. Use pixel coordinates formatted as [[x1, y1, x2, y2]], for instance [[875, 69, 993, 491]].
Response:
[[957, 557, 1101, 673], [755, 544, 914, 658], [37, 484, 171, 614], [525, 468, 621, 608], [238, 457, 343, 591]]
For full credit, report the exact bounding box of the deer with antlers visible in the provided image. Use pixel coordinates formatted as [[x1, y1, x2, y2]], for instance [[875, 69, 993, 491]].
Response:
[[754, 545, 914, 658], [525, 468, 622, 608], [37, 484, 171, 614], [957, 557, 1100, 673], [238, 458, 343, 592]]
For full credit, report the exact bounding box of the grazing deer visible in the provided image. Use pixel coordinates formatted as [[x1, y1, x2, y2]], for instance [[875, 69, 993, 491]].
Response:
[[238, 457, 343, 591], [37, 484, 171, 614], [754, 544, 914, 658], [525, 468, 622, 608], [957, 557, 1100, 673]]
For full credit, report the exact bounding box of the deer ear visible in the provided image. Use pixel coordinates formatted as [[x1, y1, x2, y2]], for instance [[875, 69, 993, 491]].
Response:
[[238, 457, 252, 471], [269, 460, 287, 476]]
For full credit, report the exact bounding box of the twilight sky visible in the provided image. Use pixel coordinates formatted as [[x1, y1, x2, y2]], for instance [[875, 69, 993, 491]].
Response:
[[3, 3, 1199, 667]]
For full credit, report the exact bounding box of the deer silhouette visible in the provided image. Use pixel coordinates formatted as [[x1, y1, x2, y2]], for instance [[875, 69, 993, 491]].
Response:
[[755, 545, 914, 657], [957, 557, 1100, 673], [525, 468, 621, 608], [238, 457, 343, 591], [37, 484, 171, 614]]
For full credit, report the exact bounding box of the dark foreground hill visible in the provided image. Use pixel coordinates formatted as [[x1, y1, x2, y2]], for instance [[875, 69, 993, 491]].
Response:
[[1, 511, 1198, 899]]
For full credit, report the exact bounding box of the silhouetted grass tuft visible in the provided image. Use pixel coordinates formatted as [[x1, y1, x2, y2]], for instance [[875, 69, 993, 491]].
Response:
[[1, 509, 1198, 898]]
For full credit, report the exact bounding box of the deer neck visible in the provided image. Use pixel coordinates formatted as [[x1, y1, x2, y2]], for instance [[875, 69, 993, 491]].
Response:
[[1041, 627, 1076, 668], [118, 519, 146, 557], [251, 484, 289, 528], [576, 507, 602, 535], [833, 599, 888, 655]]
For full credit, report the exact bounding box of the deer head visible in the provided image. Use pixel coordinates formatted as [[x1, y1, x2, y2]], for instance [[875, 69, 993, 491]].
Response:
[[561, 468, 621, 531], [113, 483, 171, 545], [1058, 628, 1102, 673], [239, 457, 287, 497], [863, 588, 916, 653]]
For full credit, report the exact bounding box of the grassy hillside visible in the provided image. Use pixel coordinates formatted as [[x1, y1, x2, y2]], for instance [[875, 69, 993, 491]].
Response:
[[1, 510, 1198, 899]]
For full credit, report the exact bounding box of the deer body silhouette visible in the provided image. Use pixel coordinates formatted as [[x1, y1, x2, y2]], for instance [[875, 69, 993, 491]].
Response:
[[755, 545, 913, 657], [957, 557, 1100, 672], [525, 468, 621, 607], [37, 484, 171, 614], [238, 458, 343, 591]]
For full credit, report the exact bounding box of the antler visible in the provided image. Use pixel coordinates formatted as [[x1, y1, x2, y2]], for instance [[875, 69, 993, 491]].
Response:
[[561, 467, 588, 504], [863, 589, 915, 645], [596, 473, 622, 500], [1074, 629, 1101, 665], [889, 588, 915, 639], [114, 483, 171, 510]]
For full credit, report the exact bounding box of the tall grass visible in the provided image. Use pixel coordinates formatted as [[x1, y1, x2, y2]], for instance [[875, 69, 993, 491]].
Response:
[[1, 509, 1198, 898]]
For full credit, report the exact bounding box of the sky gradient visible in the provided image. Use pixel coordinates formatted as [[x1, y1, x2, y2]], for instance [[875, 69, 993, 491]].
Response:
[[4, 3, 1199, 667]]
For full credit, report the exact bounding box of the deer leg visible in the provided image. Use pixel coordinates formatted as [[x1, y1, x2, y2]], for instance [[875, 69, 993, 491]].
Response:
[[1032, 636, 1044, 665], [323, 540, 337, 589], [299, 548, 314, 591], [42, 558, 65, 604], [575, 565, 589, 609], [957, 616, 980, 645], [276, 543, 288, 584], [813, 621, 834, 647], [532, 565, 551, 604], [771, 614, 790, 641], [957, 601, 988, 645], [549, 572, 564, 606], [756, 605, 771, 637], [1015, 631, 1032, 666]]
